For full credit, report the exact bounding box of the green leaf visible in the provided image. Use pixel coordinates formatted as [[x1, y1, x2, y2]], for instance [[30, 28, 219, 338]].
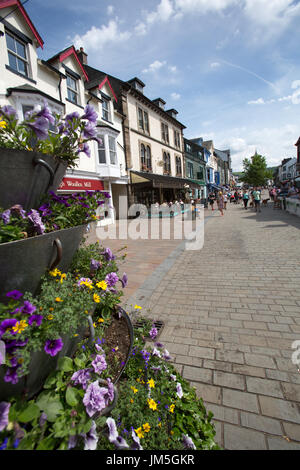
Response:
[[66, 387, 79, 407], [36, 436, 57, 450], [36, 392, 64, 422], [18, 403, 40, 423], [57, 356, 74, 372]]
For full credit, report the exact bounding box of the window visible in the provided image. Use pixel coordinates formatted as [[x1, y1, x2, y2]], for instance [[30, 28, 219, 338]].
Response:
[[146, 146, 152, 170], [163, 152, 171, 174], [187, 162, 194, 179], [6, 31, 28, 77], [174, 130, 181, 149], [66, 74, 78, 105], [161, 122, 169, 144], [98, 134, 106, 163], [22, 105, 34, 120], [140, 143, 146, 168], [176, 156, 182, 176], [185, 142, 192, 153], [108, 136, 117, 164], [137, 107, 149, 133], [102, 98, 111, 122], [197, 167, 204, 180]]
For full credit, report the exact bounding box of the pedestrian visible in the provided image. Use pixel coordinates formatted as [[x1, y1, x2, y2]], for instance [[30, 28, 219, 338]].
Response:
[[252, 187, 261, 213], [223, 192, 228, 210], [242, 189, 249, 209], [217, 191, 224, 216], [208, 191, 216, 211], [234, 190, 239, 204]]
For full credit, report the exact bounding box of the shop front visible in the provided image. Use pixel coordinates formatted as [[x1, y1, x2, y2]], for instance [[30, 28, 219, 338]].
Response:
[[130, 171, 201, 207]]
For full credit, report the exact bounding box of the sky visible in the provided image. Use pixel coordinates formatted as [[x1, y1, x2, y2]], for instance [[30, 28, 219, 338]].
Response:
[[24, 0, 300, 171]]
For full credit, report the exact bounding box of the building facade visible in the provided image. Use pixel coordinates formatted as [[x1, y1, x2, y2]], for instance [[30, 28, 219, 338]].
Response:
[[184, 138, 206, 201]]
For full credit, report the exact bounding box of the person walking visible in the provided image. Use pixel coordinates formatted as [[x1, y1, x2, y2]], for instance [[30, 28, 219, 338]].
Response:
[[208, 191, 216, 211], [234, 190, 239, 204], [242, 189, 249, 209], [217, 191, 224, 216], [252, 187, 261, 213], [223, 192, 228, 210]]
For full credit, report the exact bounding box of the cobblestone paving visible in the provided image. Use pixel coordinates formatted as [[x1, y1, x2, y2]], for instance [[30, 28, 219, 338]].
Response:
[[87, 195, 300, 449], [129, 195, 300, 450]]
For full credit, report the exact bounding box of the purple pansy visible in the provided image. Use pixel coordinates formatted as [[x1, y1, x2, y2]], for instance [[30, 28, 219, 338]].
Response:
[[102, 247, 115, 261], [1, 105, 16, 117], [80, 142, 91, 158], [105, 272, 119, 288], [82, 121, 97, 139], [28, 209, 45, 235], [131, 429, 143, 451], [120, 273, 128, 289], [36, 103, 55, 126], [176, 382, 183, 399], [91, 355, 107, 375], [65, 111, 80, 123], [107, 417, 118, 443], [21, 300, 36, 315], [71, 368, 92, 390], [6, 290, 23, 300], [44, 338, 63, 357], [0, 319, 18, 339], [4, 366, 20, 384], [149, 326, 158, 340], [81, 105, 98, 123], [27, 116, 49, 140], [28, 315, 43, 327], [0, 402, 10, 432], [10, 205, 26, 219], [39, 412, 47, 428], [82, 420, 98, 450], [83, 380, 114, 418], [90, 259, 101, 271], [1, 209, 11, 225]]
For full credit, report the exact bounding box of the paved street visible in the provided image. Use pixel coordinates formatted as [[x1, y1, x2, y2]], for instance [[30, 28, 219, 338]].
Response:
[[87, 194, 300, 450]]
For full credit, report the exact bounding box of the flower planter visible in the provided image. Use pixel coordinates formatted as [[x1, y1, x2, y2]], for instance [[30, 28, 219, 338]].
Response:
[[0, 224, 88, 303], [114, 308, 134, 384], [0, 148, 67, 210], [0, 318, 89, 401]]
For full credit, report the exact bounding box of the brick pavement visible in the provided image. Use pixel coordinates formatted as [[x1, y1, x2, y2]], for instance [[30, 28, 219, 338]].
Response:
[[87, 194, 300, 450]]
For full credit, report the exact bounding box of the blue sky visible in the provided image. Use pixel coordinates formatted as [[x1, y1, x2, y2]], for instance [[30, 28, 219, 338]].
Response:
[[26, 0, 300, 170]]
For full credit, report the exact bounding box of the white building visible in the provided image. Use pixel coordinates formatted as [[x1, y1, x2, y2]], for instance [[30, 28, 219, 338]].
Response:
[[0, 1, 127, 224]]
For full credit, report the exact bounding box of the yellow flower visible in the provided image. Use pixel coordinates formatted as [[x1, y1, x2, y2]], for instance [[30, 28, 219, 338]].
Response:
[[55, 297, 63, 302], [84, 310, 89, 314], [135, 427, 144, 439], [74, 334, 78, 337], [93, 322, 97, 328], [98, 318, 104, 323], [93, 293, 101, 303], [49, 268, 61, 277], [147, 399, 157, 411], [134, 305, 142, 309], [60, 273, 67, 283], [47, 314, 54, 320], [147, 379, 155, 388], [130, 399, 134, 403], [49, 307, 54, 311], [158, 422, 162, 428], [96, 281, 107, 290], [0, 120, 7, 128], [143, 423, 151, 433], [169, 404, 175, 413], [12, 320, 28, 334], [131, 386, 138, 394]]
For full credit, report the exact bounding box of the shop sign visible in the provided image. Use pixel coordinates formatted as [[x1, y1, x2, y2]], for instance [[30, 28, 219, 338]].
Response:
[[59, 177, 104, 191]]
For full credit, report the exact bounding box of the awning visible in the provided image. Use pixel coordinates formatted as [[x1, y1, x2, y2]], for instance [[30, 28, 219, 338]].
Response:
[[207, 183, 221, 190], [130, 171, 202, 189]]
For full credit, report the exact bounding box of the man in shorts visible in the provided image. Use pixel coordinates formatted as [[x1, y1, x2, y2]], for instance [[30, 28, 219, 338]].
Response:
[[252, 187, 261, 213]]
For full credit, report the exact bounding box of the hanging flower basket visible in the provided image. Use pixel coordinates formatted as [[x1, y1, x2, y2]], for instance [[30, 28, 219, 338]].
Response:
[[0, 223, 88, 303], [0, 148, 67, 210]]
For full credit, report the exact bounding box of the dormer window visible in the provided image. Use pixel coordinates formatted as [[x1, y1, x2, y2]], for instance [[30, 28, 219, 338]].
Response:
[[66, 73, 78, 105], [6, 31, 28, 77], [102, 97, 111, 122]]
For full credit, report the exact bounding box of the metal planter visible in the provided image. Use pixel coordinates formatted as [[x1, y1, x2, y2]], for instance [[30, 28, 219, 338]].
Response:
[[0, 148, 67, 210], [0, 224, 88, 303]]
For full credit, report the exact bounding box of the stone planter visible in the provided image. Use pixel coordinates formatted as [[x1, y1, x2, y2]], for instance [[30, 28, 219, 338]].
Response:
[[0, 148, 67, 210], [0, 224, 88, 303]]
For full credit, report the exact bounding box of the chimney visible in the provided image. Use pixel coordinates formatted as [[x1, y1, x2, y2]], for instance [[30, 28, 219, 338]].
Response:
[[77, 47, 88, 65]]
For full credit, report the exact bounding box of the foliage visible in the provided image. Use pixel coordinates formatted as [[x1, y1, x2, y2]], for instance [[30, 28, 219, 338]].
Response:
[[240, 153, 273, 186], [0, 318, 220, 451], [0, 190, 110, 244], [0, 103, 100, 168]]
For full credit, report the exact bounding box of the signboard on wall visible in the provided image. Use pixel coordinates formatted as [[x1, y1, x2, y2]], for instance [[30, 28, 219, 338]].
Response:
[[58, 177, 104, 191]]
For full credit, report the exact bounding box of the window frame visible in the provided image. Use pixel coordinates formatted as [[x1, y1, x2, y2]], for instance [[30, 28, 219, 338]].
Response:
[[161, 122, 169, 144], [97, 133, 106, 164], [108, 136, 117, 165], [137, 106, 150, 134], [163, 151, 171, 175], [102, 97, 111, 122], [175, 156, 182, 176], [6, 30, 29, 77], [66, 73, 79, 105]]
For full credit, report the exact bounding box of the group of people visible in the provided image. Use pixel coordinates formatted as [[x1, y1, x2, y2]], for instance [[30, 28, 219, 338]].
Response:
[[208, 187, 263, 215]]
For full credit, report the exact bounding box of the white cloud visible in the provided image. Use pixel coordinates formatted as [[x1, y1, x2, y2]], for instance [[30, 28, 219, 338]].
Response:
[[168, 65, 177, 73], [210, 62, 221, 69], [248, 98, 266, 105], [73, 20, 131, 51], [175, 0, 238, 14], [107, 5, 114, 15], [171, 92, 181, 100], [244, 0, 300, 28], [142, 60, 167, 73], [134, 21, 147, 36], [146, 0, 175, 24]]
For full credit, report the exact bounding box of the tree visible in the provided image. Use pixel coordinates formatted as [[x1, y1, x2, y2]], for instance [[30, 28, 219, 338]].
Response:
[[240, 153, 273, 186]]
